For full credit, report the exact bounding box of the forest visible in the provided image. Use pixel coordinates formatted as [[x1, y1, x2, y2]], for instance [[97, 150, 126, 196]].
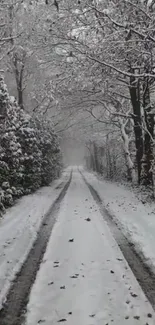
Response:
[[1, 2, 155, 324], [1, 0, 155, 211]]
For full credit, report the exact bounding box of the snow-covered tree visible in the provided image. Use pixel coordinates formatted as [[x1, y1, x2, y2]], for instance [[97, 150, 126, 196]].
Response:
[[0, 76, 62, 213]]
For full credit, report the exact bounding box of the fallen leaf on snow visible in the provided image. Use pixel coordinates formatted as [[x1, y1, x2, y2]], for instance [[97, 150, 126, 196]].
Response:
[[38, 320, 45, 324], [68, 238, 74, 242], [85, 217, 91, 222], [126, 299, 130, 304], [133, 316, 140, 320], [130, 292, 138, 298], [70, 275, 78, 279]]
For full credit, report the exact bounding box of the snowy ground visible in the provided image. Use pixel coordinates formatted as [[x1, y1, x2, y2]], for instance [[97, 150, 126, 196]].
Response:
[[0, 169, 70, 309], [25, 169, 155, 325], [82, 168, 155, 274]]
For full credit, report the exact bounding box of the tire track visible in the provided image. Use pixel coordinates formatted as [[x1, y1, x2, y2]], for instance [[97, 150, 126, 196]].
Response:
[[80, 170, 155, 310], [0, 172, 72, 325]]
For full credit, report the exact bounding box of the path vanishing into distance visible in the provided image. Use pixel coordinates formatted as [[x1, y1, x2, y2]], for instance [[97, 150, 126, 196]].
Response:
[[0, 167, 155, 325]]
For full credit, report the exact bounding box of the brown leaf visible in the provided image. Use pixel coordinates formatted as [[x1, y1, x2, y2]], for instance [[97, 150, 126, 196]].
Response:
[[130, 292, 138, 298], [110, 270, 114, 274], [85, 217, 91, 222], [38, 320, 45, 324], [70, 275, 78, 279], [133, 316, 140, 320]]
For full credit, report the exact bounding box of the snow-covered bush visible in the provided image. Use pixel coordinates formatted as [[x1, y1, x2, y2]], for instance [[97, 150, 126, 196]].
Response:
[[36, 118, 62, 186], [16, 114, 42, 191], [0, 76, 9, 118], [0, 76, 62, 213]]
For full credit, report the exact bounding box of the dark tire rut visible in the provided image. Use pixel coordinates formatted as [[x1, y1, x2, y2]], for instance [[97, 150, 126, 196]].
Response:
[[81, 171, 155, 310], [0, 172, 72, 325]]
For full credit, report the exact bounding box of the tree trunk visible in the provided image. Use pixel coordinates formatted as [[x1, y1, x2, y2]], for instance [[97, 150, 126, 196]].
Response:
[[120, 118, 137, 184], [18, 80, 24, 110], [93, 143, 99, 173], [141, 80, 154, 185], [12, 55, 25, 110], [105, 135, 113, 179], [129, 71, 143, 184]]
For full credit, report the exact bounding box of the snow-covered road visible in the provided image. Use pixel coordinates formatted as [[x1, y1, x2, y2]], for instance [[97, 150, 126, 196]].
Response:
[[25, 168, 155, 325], [0, 169, 71, 309]]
